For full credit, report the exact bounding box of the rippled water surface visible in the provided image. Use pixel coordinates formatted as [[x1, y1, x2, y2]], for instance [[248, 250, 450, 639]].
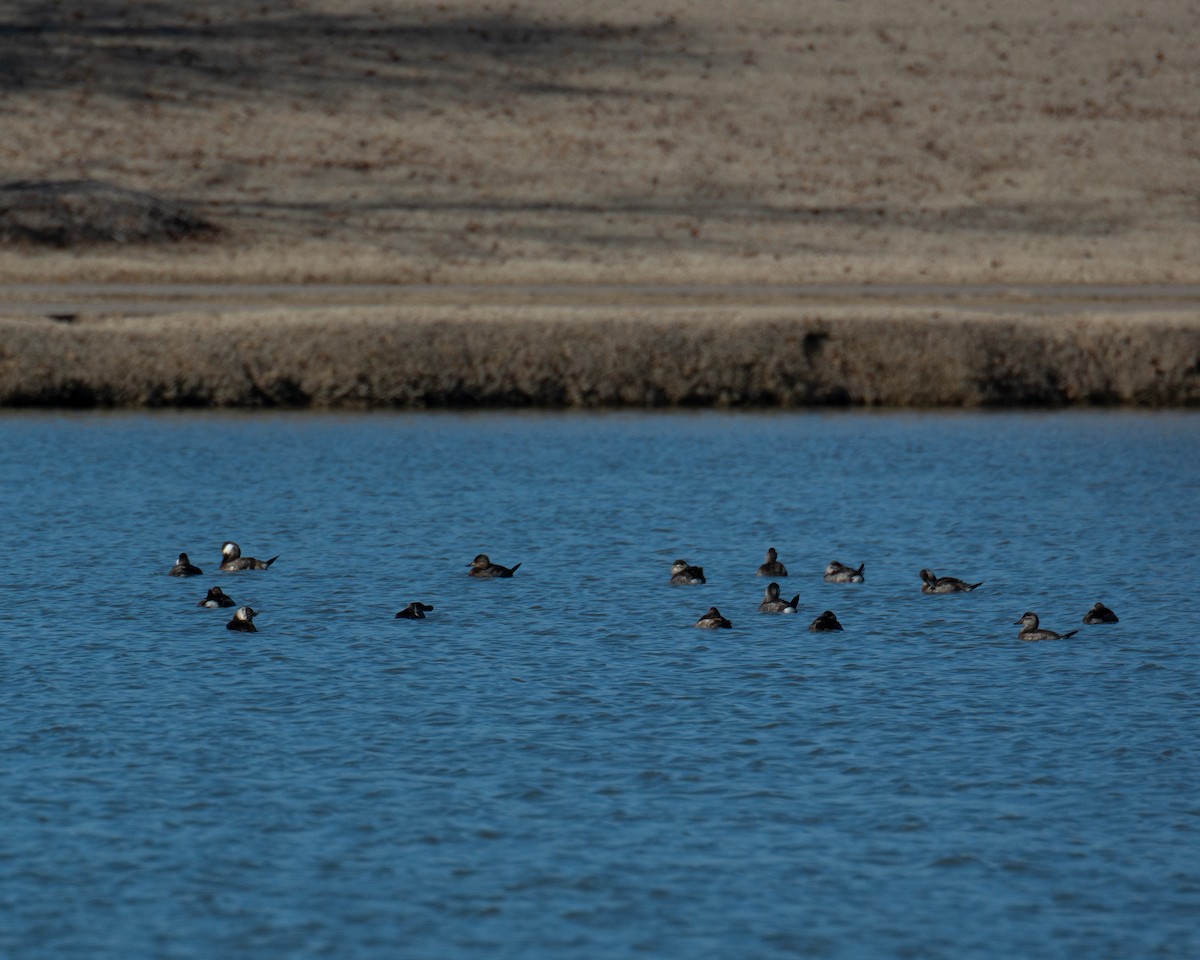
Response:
[[2, 411, 1198, 959]]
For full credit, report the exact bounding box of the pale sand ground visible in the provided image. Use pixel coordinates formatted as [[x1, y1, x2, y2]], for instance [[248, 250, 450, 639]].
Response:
[[2, 0, 1199, 285], [1, 1, 1198, 405]]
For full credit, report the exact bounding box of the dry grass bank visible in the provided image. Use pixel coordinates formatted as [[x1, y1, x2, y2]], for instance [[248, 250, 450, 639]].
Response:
[[2, 307, 1197, 408], [1, 0, 1199, 285]]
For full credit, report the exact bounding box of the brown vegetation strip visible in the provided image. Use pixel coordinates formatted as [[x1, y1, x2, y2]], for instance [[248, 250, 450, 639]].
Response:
[[2, 308, 1197, 408]]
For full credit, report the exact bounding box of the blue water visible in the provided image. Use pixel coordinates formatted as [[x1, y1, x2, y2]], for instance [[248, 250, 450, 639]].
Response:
[[2, 411, 1198, 959]]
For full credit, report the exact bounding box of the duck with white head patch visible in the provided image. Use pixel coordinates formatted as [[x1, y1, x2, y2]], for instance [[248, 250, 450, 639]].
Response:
[[226, 606, 260, 632], [220, 541, 278, 572]]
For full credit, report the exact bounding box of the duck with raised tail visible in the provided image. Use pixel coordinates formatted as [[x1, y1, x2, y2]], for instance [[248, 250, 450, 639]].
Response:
[[1015, 611, 1078, 641], [758, 582, 799, 614], [919, 568, 983, 593], [220, 541, 278, 571], [468, 554, 521, 578], [824, 561, 864, 583]]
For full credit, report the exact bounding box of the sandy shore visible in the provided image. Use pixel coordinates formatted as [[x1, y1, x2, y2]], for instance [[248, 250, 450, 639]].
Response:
[[2, 1, 1198, 406], [3, 0, 1199, 286]]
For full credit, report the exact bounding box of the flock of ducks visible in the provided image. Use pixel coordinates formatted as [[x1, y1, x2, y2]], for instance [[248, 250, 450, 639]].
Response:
[[169, 542, 277, 632], [691, 549, 1118, 638], [170, 545, 1120, 641], [169, 548, 520, 631]]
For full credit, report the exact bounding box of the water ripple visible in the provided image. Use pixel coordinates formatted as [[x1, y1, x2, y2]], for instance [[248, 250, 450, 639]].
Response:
[[1, 410, 1198, 959]]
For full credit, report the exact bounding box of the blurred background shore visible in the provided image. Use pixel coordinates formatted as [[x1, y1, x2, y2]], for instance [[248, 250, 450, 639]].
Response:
[[1, 0, 1197, 405]]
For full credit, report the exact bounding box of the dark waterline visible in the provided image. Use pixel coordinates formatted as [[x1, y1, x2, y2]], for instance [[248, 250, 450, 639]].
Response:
[[2, 410, 1198, 959]]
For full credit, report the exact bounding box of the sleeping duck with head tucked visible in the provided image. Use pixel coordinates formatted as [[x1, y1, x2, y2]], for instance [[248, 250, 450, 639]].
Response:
[[919, 568, 983, 593], [670, 559, 706, 585], [1082, 602, 1119, 624], [695, 606, 732, 629], [823, 560, 864, 583], [809, 610, 844, 632], [198, 586, 236, 608]]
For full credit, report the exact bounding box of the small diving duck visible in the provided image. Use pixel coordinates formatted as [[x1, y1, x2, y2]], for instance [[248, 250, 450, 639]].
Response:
[[169, 552, 203, 577], [468, 554, 521, 578], [758, 582, 799, 614], [1014, 611, 1078, 641], [757, 547, 788, 578], [198, 586, 236, 608], [824, 560, 865, 583], [226, 606, 259, 632], [695, 606, 732, 629], [919, 568, 983, 594], [396, 602, 435, 619], [1082, 602, 1119, 624], [220, 541, 278, 571], [809, 610, 844, 632], [670, 559, 707, 585]]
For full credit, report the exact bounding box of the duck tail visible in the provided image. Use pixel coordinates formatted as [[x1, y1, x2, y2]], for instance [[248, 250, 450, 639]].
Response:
[[970, 582, 984, 590], [1061, 629, 1079, 640], [510, 562, 522, 574], [788, 595, 800, 609], [264, 555, 279, 569], [854, 563, 865, 576]]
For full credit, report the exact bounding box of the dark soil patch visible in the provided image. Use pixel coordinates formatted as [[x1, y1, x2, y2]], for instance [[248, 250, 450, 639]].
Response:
[[0, 180, 217, 247]]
